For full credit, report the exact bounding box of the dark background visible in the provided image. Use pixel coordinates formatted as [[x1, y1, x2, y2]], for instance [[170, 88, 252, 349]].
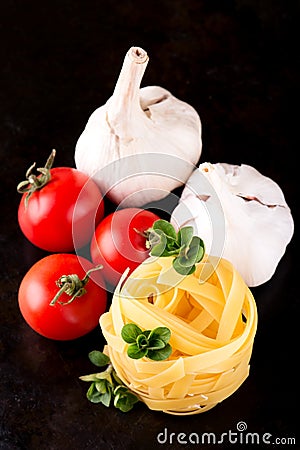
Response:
[[0, 1, 298, 449]]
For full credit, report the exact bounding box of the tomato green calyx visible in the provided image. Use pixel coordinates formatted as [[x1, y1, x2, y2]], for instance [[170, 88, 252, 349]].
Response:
[[50, 265, 103, 306], [17, 149, 56, 208]]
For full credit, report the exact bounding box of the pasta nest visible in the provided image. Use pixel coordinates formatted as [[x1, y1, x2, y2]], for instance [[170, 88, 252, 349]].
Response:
[[100, 256, 258, 415]]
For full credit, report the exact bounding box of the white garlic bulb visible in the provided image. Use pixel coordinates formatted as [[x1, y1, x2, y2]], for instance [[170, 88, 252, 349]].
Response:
[[75, 46, 202, 207], [171, 162, 294, 287]]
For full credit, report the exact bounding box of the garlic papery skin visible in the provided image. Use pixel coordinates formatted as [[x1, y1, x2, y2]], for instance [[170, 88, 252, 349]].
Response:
[[171, 162, 294, 287], [74, 46, 202, 207]]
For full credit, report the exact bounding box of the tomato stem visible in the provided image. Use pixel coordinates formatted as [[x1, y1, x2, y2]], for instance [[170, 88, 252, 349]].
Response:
[[17, 149, 56, 208], [133, 227, 151, 249], [50, 265, 103, 306]]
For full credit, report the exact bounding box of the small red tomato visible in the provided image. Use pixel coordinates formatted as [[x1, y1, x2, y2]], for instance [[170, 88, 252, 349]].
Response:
[[17, 150, 104, 252], [18, 254, 107, 340], [90, 208, 160, 286]]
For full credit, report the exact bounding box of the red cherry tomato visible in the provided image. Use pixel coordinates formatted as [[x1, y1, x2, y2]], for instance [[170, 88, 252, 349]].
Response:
[[17, 151, 104, 252], [90, 208, 160, 286], [18, 254, 107, 340]]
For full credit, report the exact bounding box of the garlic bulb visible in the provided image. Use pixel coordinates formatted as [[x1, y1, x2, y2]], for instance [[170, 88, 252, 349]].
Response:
[[75, 46, 202, 207], [171, 162, 294, 287]]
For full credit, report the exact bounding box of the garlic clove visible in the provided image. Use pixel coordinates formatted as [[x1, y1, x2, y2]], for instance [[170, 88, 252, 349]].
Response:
[[171, 162, 294, 287], [217, 163, 288, 206], [75, 46, 202, 207]]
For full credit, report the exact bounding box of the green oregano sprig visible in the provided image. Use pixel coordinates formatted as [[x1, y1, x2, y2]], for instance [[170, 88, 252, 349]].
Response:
[[79, 350, 139, 413], [121, 323, 172, 361], [146, 219, 205, 276]]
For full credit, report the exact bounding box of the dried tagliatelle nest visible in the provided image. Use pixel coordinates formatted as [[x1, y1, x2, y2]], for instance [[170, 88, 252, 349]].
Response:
[[100, 255, 258, 415]]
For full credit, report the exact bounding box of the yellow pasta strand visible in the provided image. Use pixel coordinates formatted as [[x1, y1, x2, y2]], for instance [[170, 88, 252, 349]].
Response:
[[100, 256, 258, 415]]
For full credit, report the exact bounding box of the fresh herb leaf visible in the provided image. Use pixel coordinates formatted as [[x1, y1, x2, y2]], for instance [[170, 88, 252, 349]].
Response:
[[100, 390, 112, 407], [143, 329, 152, 338], [80, 351, 139, 412], [147, 338, 165, 350], [177, 226, 194, 247], [127, 344, 148, 359], [114, 386, 139, 413], [148, 327, 171, 345], [147, 220, 205, 275], [121, 323, 143, 343], [86, 383, 104, 403], [153, 219, 177, 240], [148, 229, 168, 257], [96, 370, 113, 385], [95, 380, 108, 394], [136, 333, 149, 349], [88, 350, 110, 367], [79, 373, 100, 382], [147, 331, 171, 356], [121, 323, 172, 361], [185, 236, 205, 263], [172, 257, 196, 275], [147, 344, 172, 361]]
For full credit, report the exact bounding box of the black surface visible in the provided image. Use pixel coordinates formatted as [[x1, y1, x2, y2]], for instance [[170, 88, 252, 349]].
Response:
[[1, 1, 299, 449]]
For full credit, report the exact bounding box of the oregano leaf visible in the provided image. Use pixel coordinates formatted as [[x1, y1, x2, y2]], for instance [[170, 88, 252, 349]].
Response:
[[121, 323, 143, 343], [127, 343, 148, 359], [86, 383, 103, 403], [147, 344, 172, 361], [100, 390, 112, 407], [114, 385, 128, 395], [194, 237, 205, 263], [173, 257, 196, 275], [80, 349, 140, 412], [95, 380, 108, 394], [96, 371, 111, 381], [153, 219, 177, 240], [88, 350, 110, 367], [149, 229, 168, 257], [148, 327, 171, 345], [146, 219, 206, 276], [147, 338, 166, 350], [136, 334, 149, 349], [187, 236, 205, 263], [114, 387, 139, 412], [79, 373, 100, 382], [177, 226, 194, 247]]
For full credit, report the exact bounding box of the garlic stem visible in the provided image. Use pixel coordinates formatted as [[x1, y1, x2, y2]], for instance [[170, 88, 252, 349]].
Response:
[[107, 47, 149, 134]]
